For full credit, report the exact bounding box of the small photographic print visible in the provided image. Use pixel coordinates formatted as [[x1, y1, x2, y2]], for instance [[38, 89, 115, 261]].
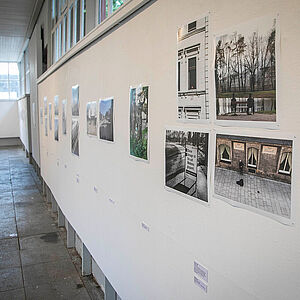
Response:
[[44, 97, 47, 115], [45, 117, 48, 136], [177, 16, 209, 120], [99, 98, 114, 142], [40, 108, 43, 125], [215, 134, 292, 219], [72, 85, 79, 116], [86, 101, 97, 136], [54, 95, 59, 116], [165, 129, 209, 202], [49, 103, 52, 130], [71, 119, 79, 156], [130, 85, 149, 160], [54, 118, 59, 141], [62, 99, 67, 135], [215, 17, 277, 122]]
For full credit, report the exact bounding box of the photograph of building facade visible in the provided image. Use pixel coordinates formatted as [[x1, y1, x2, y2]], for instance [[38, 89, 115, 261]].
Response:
[[99, 98, 114, 142], [49, 103, 52, 130], [72, 85, 79, 116], [215, 134, 292, 218], [71, 119, 79, 156], [130, 85, 149, 160], [54, 118, 59, 141], [86, 101, 97, 136], [165, 129, 209, 202], [215, 17, 276, 122], [62, 99, 67, 134], [177, 16, 209, 120], [54, 95, 59, 116]]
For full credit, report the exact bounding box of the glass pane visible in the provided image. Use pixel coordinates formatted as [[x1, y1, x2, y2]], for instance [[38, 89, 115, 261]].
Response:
[[9, 80, 19, 99], [112, 0, 123, 12], [188, 57, 196, 90], [76, 0, 81, 43], [0, 63, 8, 80], [82, 0, 86, 37], [69, 6, 74, 48], [8, 63, 19, 79], [0, 81, 9, 99]]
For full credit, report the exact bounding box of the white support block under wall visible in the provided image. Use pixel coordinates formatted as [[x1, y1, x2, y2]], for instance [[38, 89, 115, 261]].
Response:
[[82, 243, 92, 276], [51, 194, 57, 213], [58, 207, 65, 227], [66, 221, 76, 248]]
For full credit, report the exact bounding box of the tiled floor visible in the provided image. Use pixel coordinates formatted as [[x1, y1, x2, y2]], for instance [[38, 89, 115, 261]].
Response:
[[0, 146, 104, 300]]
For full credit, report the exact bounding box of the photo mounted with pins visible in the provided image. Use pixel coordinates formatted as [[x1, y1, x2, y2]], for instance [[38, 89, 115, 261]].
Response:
[[49, 103, 52, 130], [165, 128, 209, 202], [71, 119, 79, 156], [215, 134, 293, 221], [99, 98, 114, 142], [54, 118, 59, 141], [62, 99, 67, 135], [215, 17, 277, 122], [72, 85, 79, 116], [86, 101, 97, 137]]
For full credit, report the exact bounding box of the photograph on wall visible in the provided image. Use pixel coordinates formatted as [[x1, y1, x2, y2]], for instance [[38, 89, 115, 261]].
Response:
[[32, 103, 36, 127], [71, 119, 79, 156], [72, 85, 79, 116], [49, 103, 52, 130], [54, 95, 59, 116], [215, 17, 277, 122], [62, 99, 67, 134], [86, 101, 97, 137], [214, 134, 292, 220], [130, 85, 149, 161], [165, 128, 209, 202], [99, 98, 114, 142], [40, 108, 43, 124], [44, 97, 47, 115], [54, 118, 59, 141], [177, 16, 209, 121], [45, 117, 48, 136]]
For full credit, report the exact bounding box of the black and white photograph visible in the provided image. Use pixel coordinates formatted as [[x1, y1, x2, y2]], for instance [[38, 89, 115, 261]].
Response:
[[44, 96, 47, 115], [45, 117, 48, 136], [165, 128, 209, 202], [49, 103, 52, 130], [86, 101, 97, 136], [215, 17, 276, 122], [54, 118, 59, 141], [99, 98, 114, 142], [72, 85, 79, 116], [215, 134, 292, 220], [40, 107, 43, 125], [177, 16, 209, 121], [130, 86, 149, 160], [54, 95, 59, 116], [62, 99, 67, 134], [71, 119, 79, 156]]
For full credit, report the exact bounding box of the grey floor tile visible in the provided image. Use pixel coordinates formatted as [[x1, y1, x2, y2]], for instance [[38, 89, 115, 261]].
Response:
[[15, 202, 49, 221], [0, 250, 21, 269], [23, 259, 82, 287], [13, 189, 43, 204], [17, 218, 58, 237], [0, 203, 15, 219], [0, 238, 19, 253], [25, 278, 90, 300], [20, 232, 64, 250], [0, 267, 23, 292], [0, 218, 17, 239], [0, 288, 25, 300]]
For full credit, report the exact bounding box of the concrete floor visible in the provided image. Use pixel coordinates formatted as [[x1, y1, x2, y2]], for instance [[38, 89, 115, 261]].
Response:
[[0, 147, 104, 300]]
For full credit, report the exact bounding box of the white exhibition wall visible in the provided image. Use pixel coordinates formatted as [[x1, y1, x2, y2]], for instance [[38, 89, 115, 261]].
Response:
[[0, 101, 20, 138], [38, 0, 300, 299]]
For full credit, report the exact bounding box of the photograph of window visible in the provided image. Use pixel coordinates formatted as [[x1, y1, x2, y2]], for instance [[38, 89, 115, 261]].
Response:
[[165, 128, 209, 202], [215, 134, 292, 219], [86, 101, 97, 137], [72, 84, 79, 116], [0, 63, 19, 100], [71, 118, 79, 156], [215, 17, 277, 122], [130, 85, 149, 161], [177, 16, 209, 121], [99, 98, 114, 142]]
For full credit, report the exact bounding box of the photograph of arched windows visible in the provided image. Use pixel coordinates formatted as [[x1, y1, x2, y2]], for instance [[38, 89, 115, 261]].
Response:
[[215, 134, 292, 219], [165, 129, 209, 202], [215, 17, 276, 122]]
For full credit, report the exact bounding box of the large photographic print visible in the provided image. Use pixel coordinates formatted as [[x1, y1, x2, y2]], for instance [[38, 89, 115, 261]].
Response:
[[214, 134, 292, 220], [215, 17, 276, 122], [86, 101, 97, 136], [130, 85, 149, 160], [99, 98, 114, 142], [71, 119, 79, 156], [177, 16, 209, 121], [62, 99, 67, 135], [54, 118, 59, 141], [49, 103, 52, 130], [165, 129, 209, 202], [72, 85, 79, 116], [54, 95, 59, 116]]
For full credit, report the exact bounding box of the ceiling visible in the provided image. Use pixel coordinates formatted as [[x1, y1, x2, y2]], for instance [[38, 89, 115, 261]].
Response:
[[0, 0, 44, 62]]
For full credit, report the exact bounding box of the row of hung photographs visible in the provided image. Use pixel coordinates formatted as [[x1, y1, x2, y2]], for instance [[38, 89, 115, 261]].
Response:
[[39, 15, 293, 224]]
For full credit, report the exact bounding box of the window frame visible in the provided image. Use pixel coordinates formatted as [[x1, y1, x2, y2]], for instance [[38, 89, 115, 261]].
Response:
[[278, 152, 292, 175], [0, 62, 20, 100], [247, 147, 258, 168], [220, 144, 231, 163]]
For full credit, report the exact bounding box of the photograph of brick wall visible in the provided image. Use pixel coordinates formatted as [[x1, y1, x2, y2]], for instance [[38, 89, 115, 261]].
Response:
[[215, 134, 292, 218]]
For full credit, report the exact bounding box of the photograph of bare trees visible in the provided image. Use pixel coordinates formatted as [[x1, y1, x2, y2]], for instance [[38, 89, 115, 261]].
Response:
[[130, 85, 149, 160], [86, 101, 97, 137], [215, 17, 276, 122], [165, 129, 209, 202]]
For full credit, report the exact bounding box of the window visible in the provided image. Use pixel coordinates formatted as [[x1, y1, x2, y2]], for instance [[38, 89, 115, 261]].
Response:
[[81, 0, 86, 38], [188, 57, 197, 90], [69, 5, 74, 49], [248, 147, 258, 168], [279, 152, 292, 175], [178, 61, 180, 91], [219, 144, 231, 162], [112, 0, 123, 13], [75, 0, 81, 43], [188, 21, 196, 32], [0, 63, 20, 100]]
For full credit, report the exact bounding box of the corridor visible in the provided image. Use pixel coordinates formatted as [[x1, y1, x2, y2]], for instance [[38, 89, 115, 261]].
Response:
[[0, 147, 104, 299]]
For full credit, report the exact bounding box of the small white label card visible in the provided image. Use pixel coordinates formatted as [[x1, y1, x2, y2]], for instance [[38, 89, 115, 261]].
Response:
[[194, 261, 208, 283]]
